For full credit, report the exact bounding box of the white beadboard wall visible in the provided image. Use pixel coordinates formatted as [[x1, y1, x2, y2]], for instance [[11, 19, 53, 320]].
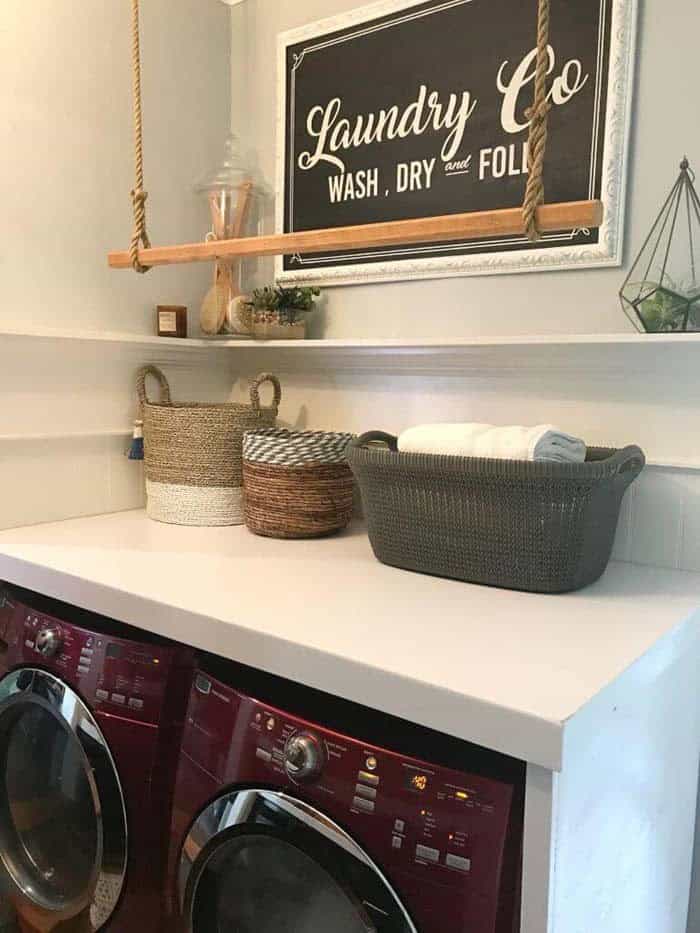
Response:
[[220, 343, 700, 575], [4, 335, 699, 576], [0, 336, 236, 530]]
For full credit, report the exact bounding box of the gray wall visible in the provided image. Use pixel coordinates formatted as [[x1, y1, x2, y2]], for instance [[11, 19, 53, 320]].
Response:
[[234, 0, 699, 338], [1, 0, 231, 336]]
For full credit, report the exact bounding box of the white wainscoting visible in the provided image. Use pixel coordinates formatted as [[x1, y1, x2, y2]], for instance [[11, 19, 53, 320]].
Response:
[[612, 466, 700, 573], [222, 344, 700, 574], [0, 335, 236, 531], [4, 332, 700, 573]]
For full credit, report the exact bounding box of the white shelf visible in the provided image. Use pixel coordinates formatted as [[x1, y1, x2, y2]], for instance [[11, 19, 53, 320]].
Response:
[[3, 324, 700, 352], [198, 333, 700, 348], [0, 325, 227, 350], [4, 324, 699, 387]]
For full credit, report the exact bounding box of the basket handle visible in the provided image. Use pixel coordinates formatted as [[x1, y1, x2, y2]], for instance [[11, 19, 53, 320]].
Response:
[[249, 374, 282, 412], [350, 431, 398, 452], [136, 366, 172, 407], [611, 445, 646, 481]]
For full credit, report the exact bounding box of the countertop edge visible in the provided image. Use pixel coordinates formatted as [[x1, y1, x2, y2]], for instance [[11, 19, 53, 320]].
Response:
[[0, 550, 566, 772]]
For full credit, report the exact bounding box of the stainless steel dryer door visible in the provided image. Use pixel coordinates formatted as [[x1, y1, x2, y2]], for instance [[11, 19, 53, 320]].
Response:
[[179, 788, 417, 933], [0, 668, 127, 931]]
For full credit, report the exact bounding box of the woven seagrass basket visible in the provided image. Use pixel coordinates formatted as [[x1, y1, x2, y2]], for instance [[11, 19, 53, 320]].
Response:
[[347, 431, 645, 594], [243, 428, 355, 538], [137, 366, 281, 526]]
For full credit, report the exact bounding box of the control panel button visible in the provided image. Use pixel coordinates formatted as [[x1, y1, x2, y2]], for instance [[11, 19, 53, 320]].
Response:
[[394, 819, 405, 833], [80, 648, 94, 657], [77, 666, 90, 675], [365, 755, 378, 771], [111, 693, 126, 705], [354, 784, 377, 801], [416, 844, 440, 864], [266, 716, 276, 731], [36, 624, 63, 659], [195, 675, 211, 695], [256, 747, 272, 763], [96, 689, 109, 701], [357, 770, 379, 787], [284, 732, 324, 782], [128, 698, 144, 711], [352, 796, 375, 814], [24, 640, 35, 650], [446, 854, 471, 872], [392, 835, 403, 850]]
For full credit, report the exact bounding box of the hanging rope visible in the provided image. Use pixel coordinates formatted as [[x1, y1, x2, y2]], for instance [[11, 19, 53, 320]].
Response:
[[129, 0, 151, 273], [522, 0, 552, 242]]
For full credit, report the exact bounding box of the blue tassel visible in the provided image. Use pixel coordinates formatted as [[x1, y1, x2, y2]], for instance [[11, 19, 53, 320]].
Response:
[[128, 420, 144, 461]]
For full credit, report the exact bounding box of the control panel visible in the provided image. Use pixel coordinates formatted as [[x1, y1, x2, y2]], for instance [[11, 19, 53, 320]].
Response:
[[247, 703, 510, 884], [184, 673, 519, 932], [2, 597, 174, 725]]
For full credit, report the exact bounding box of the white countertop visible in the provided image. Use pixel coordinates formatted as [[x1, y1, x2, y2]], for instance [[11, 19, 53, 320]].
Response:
[[0, 510, 698, 771]]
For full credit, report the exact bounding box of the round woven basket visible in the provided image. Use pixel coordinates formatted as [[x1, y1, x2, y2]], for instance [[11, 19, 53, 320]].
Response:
[[137, 366, 281, 526], [243, 429, 355, 539]]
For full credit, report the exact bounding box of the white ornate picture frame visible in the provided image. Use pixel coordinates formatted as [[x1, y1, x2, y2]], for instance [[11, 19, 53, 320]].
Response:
[[276, 0, 638, 286]]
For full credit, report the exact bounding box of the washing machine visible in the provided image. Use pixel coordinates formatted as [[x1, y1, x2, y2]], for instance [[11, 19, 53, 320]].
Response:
[[0, 583, 194, 932], [169, 658, 525, 933]]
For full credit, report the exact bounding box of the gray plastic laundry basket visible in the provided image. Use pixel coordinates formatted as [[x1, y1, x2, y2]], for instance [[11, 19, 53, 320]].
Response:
[[347, 432, 645, 594]]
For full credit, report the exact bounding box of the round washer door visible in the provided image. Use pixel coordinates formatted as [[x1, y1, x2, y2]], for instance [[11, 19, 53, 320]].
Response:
[[0, 668, 127, 931], [179, 788, 417, 933]]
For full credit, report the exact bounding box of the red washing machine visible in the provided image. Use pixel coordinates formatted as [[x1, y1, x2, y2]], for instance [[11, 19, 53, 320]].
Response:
[[169, 658, 525, 933], [0, 584, 194, 933]]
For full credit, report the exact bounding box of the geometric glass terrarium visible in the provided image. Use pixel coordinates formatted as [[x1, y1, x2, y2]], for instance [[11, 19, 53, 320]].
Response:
[[620, 158, 700, 333]]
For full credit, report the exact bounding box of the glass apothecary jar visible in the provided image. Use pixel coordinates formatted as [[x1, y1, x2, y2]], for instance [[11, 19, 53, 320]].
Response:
[[195, 134, 258, 337]]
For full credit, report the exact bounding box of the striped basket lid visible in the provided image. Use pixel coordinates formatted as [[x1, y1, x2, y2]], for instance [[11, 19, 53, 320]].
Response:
[[243, 428, 355, 467]]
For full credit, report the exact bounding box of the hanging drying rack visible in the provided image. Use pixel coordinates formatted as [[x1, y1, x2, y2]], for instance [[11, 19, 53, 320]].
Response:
[[109, 0, 603, 273], [108, 200, 603, 269]]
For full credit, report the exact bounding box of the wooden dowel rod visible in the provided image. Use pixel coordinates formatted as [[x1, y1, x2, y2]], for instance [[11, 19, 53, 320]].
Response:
[[108, 200, 603, 270]]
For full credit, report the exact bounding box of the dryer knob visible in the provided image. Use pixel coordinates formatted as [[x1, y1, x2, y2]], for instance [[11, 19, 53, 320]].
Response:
[[36, 624, 63, 659], [284, 732, 324, 782]]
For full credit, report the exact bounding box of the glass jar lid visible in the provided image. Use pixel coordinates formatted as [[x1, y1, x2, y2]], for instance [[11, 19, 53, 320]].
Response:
[[195, 133, 252, 194]]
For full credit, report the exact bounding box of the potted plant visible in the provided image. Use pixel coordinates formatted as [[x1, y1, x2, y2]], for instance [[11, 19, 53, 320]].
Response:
[[246, 285, 321, 340]]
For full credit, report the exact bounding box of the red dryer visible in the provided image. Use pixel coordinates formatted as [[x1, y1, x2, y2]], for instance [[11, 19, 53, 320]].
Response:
[[169, 658, 525, 933], [0, 584, 194, 932]]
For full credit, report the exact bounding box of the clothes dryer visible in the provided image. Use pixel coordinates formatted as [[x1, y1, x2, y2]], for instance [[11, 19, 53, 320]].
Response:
[[0, 584, 194, 932], [170, 660, 524, 933]]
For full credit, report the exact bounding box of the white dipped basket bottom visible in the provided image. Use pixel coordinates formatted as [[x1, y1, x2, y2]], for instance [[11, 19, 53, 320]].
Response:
[[136, 366, 281, 526]]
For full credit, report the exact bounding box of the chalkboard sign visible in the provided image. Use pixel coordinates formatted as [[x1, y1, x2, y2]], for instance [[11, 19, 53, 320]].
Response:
[[276, 0, 637, 285]]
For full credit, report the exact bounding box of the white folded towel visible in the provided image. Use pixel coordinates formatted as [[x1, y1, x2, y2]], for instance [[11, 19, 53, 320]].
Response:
[[397, 423, 587, 463]]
